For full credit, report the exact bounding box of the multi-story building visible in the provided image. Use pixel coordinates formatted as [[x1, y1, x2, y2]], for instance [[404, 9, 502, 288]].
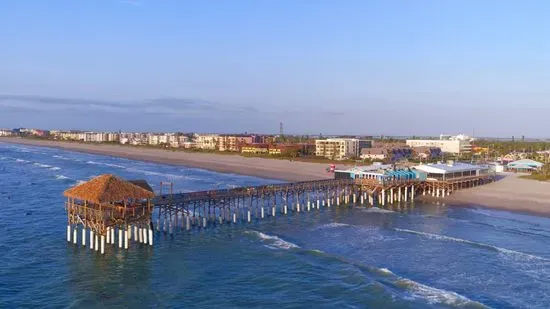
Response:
[[195, 134, 219, 150], [315, 138, 364, 160], [0, 129, 13, 136], [218, 135, 254, 152], [106, 132, 120, 143], [406, 139, 471, 154], [241, 144, 269, 154]]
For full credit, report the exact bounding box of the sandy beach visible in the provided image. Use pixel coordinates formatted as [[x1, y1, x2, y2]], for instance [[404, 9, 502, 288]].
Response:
[[0, 138, 339, 182], [446, 173, 550, 216], [3, 138, 550, 216]]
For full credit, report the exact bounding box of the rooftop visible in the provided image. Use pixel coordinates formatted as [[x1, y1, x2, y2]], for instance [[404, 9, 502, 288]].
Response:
[[413, 162, 487, 174]]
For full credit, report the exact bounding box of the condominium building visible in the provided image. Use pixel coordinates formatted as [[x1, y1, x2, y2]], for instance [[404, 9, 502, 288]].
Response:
[[0, 129, 12, 136], [315, 138, 364, 160], [195, 134, 219, 150], [218, 135, 254, 152], [406, 139, 471, 154]]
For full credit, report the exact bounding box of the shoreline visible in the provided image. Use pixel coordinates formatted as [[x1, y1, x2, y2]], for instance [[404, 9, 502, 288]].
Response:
[[2, 138, 550, 217], [445, 173, 550, 217], [0, 137, 338, 182]]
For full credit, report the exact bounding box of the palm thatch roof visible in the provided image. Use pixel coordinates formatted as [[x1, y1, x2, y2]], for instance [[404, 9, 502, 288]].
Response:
[[128, 179, 154, 193], [64, 174, 155, 204]]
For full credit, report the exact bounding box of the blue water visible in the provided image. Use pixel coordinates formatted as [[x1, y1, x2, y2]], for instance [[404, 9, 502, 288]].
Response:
[[1, 142, 549, 309]]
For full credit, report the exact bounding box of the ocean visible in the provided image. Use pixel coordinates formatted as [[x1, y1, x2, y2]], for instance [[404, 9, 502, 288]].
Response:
[[1, 142, 549, 309]]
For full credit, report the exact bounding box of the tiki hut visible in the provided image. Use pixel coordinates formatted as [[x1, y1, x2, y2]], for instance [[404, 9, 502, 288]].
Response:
[[64, 174, 155, 253]]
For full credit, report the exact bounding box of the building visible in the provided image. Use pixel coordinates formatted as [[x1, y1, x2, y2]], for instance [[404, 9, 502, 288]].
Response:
[[413, 146, 442, 160], [412, 161, 490, 181], [0, 129, 13, 136], [334, 163, 423, 183], [506, 159, 544, 172], [268, 144, 302, 156], [406, 139, 471, 154], [315, 138, 362, 160], [217, 135, 254, 152], [241, 144, 269, 154], [195, 134, 219, 150], [360, 148, 387, 161]]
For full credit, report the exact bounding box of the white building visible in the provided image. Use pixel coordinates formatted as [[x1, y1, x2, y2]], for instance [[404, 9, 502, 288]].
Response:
[[412, 162, 489, 181], [406, 139, 471, 154], [315, 138, 361, 160], [0, 129, 13, 136], [195, 134, 219, 150]]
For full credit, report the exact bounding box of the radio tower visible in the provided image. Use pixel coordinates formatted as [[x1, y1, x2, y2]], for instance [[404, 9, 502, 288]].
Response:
[[279, 121, 284, 137]]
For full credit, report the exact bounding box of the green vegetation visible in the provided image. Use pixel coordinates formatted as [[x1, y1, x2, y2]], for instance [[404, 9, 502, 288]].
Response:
[[520, 164, 550, 181]]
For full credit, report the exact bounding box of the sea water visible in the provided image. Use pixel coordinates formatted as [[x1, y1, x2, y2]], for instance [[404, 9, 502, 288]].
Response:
[[1, 142, 549, 308]]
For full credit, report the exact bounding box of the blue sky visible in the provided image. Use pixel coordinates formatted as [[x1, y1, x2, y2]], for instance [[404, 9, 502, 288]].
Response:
[[1, 0, 549, 137]]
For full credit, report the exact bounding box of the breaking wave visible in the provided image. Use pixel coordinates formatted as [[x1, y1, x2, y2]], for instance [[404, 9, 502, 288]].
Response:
[[126, 168, 199, 180], [363, 207, 395, 214], [394, 228, 550, 261], [314, 222, 351, 230], [86, 161, 126, 169], [55, 175, 70, 180], [49, 167, 61, 171], [245, 230, 299, 250], [33, 163, 52, 168], [15, 159, 29, 163]]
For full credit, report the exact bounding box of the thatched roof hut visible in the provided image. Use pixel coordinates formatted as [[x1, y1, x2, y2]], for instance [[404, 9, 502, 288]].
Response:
[[64, 174, 155, 204], [128, 179, 154, 193]]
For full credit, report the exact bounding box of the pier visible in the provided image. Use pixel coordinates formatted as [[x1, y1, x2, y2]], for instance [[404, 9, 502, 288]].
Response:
[[64, 166, 495, 254]]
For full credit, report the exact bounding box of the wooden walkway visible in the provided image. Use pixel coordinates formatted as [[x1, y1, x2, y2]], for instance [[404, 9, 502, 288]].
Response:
[[152, 174, 495, 233]]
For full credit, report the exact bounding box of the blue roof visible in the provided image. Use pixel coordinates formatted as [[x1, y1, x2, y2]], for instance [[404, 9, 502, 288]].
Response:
[[508, 159, 543, 168]]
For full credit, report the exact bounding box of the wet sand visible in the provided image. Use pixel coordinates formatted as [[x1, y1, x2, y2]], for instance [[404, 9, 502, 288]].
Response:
[[446, 173, 550, 217], [0, 138, 339, 182]]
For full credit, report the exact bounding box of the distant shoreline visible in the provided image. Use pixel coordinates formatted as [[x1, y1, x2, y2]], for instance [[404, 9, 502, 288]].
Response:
[[0, 137, 336, 182], [3, 137, 550, 217]]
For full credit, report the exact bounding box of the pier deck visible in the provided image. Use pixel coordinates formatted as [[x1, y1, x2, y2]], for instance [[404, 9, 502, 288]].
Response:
[[64, 173, 495, 253]]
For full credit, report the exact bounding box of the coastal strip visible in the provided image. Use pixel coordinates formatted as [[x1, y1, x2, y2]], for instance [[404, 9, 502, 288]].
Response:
[[446, 173, 550, 217], [0, 138, 336, 182]]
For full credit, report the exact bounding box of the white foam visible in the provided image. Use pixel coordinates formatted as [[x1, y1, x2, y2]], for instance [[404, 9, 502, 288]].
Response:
[[76, 180, 86, 185], [378, 268, 394, 275], [396, 277, 489, 307], [245, 230, 299, 250], [315, 222, 351, 230], [86, 161, 126, 169], [55, 175, 70, 180], [394, 228, 550, 261], [126, 168, 198, 180], [49, 167, 61, 171], [363, 207, 395, 214], [33, 163, 52, 168], [15, 159, 29, 163]]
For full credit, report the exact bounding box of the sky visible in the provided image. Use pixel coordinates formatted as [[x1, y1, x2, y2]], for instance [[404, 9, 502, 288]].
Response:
[[1, 0, 549, 137]]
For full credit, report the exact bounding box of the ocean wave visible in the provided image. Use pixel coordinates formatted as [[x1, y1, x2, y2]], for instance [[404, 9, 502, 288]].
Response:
[[126, 168, 198, 180], [394, 277, 489, 308], [314, 222, 351, 230], [76, 180, 86, 185], [55, 175, 70, 180], [33, 163, 52, 168], [15, 159, 29, 163], [245, 230, 299, 250], [86, 161, 126, 169], [363, 207, 395, 214], [49, 167, 61, 171], [394, 228, 550, 262]]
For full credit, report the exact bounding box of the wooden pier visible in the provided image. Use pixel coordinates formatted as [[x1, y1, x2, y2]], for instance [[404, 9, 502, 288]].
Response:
[[64, 173, 495, 254]]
